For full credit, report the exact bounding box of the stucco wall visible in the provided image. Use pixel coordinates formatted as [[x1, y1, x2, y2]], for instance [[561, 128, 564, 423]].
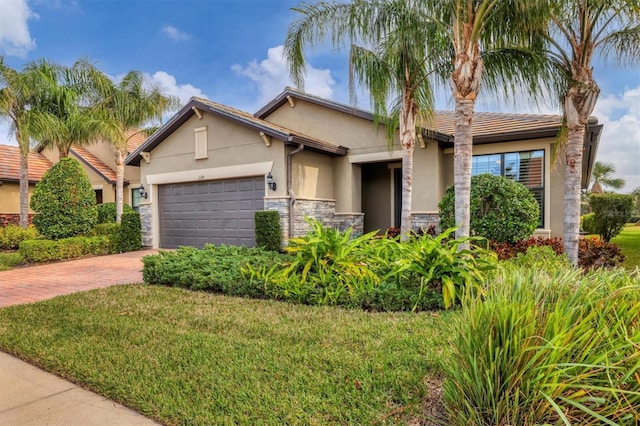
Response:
[[291, 149, 334, 199], [0, 183, 36, 214]]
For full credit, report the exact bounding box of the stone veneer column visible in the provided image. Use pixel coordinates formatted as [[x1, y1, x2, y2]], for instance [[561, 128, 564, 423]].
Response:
[[410, 213, 440, 234], [263, 197, 289, 241], [334, 213, 365, 236], [138, 204, 153, 247]]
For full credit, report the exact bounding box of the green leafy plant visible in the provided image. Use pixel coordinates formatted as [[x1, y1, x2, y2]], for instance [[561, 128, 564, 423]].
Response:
[[97, 202, 135, 224], [19, 236, 112, 263], [115, 212, 142, 252], [0, 225, 40, 250], [581, 213, 597, 234], [439, 174, 540, 243], [443, 267, 640, 425], [505, 245, 570, 274], [30, 157, 98, 239], [254, 210, 282, 251], [588, 193, 633, 242]]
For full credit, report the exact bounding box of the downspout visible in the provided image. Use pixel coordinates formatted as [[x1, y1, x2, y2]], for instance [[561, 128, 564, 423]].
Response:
[[287, 142, 304, 239]]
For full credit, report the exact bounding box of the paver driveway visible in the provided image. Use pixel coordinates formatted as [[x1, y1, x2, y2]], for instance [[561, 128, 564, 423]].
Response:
[[0, 249, 157, 308]]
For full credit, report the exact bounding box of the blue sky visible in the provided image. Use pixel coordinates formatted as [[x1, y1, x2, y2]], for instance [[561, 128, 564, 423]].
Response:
[[1, 0, 639, 191]]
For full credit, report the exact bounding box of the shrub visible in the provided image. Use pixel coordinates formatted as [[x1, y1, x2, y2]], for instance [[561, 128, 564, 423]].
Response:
[[581, 213, 597, 234], [91, 223, 121, 238], [443, 267, 640, 425], [579, 237, 625, 270], [254, 210, 282, 251], [0, 225, 40, 250], [30, 157, 97, 239], [505, 245, 570, 274], [490, 237, 564, 261], [19, 236, 112, 263], [115, 212, 142, 252], [97, 202, 135, 224], [143, 245, 287, 299], [439, 174, 539, 243], [588, 193, 633, 242]]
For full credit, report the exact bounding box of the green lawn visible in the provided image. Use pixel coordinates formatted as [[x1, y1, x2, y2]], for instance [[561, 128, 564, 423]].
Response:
[[0, 251, 23, 271], [0, 285, 453, 425], [611, 224, 640, 269]]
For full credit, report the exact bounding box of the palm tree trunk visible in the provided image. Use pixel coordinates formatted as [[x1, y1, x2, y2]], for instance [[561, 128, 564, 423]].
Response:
[[453, 97, 475, 240], [564, 125, 586, 266], [115, 149, 126, 224], [19, 145, 29, 228], [399, 88, 416, 240]]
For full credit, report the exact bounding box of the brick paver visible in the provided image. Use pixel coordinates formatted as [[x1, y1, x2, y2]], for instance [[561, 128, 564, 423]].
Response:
[[0, 250, 157, 308]]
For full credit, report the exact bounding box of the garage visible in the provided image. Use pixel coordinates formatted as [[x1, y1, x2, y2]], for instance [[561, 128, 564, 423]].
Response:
[[158, 176, 265, 248]]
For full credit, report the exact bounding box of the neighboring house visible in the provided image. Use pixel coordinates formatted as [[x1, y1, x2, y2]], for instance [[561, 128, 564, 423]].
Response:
[[39, 132, 145, 210], [0, 145, 52, 226], [127, 88, 601, 249]]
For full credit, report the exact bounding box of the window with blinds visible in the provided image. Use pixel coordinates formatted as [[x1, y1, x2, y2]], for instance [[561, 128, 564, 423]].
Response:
[[472, 149, 544, 227]]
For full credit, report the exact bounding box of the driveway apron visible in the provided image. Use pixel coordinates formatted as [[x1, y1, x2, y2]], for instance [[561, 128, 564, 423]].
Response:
[[0, 249, 157, 308]]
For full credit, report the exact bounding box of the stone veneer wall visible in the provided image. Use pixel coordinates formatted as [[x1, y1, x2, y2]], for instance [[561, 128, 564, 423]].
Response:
[[410, 212, 440, 234], [0, 213, 34, 227], [264, 197, 365, 240], [138, 204, 153, 247]]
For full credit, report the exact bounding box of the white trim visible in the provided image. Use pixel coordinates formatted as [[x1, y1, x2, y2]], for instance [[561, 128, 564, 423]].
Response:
[[146, 161, 274, 185], [349, 150, 403, 164], [92, 184, 104, 190]]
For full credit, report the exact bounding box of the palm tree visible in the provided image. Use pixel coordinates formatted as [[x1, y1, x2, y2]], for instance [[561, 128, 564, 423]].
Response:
[[423, 0, 552, 242], [541, 0, 640, 265], [25, 59, 106, 159], [285, 0, 436, 237], [590, 161, 624, 193], [0, 59, 37, 228], [94, 71, 175, 223]]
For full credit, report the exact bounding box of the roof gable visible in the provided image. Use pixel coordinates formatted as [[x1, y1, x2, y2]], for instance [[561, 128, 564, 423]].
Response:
[[0, 145, 53, 183], [70, 145, 118, 184], [126, 97, 348, 166]]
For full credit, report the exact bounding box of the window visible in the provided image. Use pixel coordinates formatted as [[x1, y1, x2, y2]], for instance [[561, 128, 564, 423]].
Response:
[[472, 149, 544, 227], [194, 126, 207, 159], [94, 189, 103, 204], [131, 188, 141, 213]]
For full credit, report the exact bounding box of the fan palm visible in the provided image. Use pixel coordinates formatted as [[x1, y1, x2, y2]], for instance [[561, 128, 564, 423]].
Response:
[[540, 0, 640, 265], [285, 0, 436, 238]]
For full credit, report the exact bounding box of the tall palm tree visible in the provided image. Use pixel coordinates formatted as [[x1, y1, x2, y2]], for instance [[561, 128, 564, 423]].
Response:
[[423, 0, 552, 241], [590, 161, 624, 193], [285, 0, 436, 237], [25, 59, 106, 159], [94, 71, 175, 223], [0, 59, 37, 228], [541, 0, 640, 265]]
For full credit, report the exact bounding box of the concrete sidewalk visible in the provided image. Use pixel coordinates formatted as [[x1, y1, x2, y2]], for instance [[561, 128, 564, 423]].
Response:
[[0, 352, 159, 425], [0, 250, 161, 425]]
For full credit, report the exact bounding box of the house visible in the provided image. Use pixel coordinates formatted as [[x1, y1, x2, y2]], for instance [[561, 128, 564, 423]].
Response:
[[0, 135, 146, 225], [0, 145, 52, 226], [127, 88, 601, 249]]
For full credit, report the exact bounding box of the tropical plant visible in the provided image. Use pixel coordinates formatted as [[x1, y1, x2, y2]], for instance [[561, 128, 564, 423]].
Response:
[[439, 174, 540, 243], [424, 0, 552, 244], [540, 1, 640, 265], [93, 71, 176, 223], [30, 157, 97, 239], [24, 58, 108, 159], [443, 267, 640, 425], [590, 161, 625, 193], [0, 59, 36, 228], [588, 193, 633, 242], [284, 0, 436, 238]]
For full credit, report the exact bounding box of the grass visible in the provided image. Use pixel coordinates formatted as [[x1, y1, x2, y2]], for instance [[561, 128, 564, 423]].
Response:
[[611, 224, 640, 269], [0, 285, 453, 425], [0, 251, 23, 271]]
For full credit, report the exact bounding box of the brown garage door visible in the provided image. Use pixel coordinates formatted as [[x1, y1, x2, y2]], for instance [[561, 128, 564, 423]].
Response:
[[158, 177, 264, 248]]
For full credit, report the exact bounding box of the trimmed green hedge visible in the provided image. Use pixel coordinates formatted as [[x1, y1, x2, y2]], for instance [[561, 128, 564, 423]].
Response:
[[255, 210, 282, 251], [0, 225, 40, 250], [19, 236, 112, 263], [116, 213, 142, 252], [97, 202, 135, 224]]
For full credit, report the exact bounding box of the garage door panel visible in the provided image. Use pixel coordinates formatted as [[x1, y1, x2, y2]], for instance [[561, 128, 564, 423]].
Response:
[[159, 177, 264, 249]]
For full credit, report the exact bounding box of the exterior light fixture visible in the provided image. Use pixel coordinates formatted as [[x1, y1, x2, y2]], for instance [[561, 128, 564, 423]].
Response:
[[266, 172, 277, 191], [138, 185, 148, 199]]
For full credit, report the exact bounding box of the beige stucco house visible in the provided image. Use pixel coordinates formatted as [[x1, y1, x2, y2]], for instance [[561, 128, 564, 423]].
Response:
[[0, 136, 145, 225], [127, 88, 601, 249]]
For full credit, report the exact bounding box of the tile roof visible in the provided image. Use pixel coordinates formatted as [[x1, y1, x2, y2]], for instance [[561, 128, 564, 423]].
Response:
[[70, 145, 118, 183], [126, 131, 147, 154], [0, 145, 53, 183]]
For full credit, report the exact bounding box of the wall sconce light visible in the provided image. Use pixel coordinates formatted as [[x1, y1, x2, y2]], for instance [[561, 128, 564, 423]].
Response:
[[266, 172, 277, 191], [138, 185, 148, 199]]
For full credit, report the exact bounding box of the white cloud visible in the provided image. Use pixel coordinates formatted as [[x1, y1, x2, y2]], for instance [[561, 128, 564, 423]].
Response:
[[0, 0, 36, 57], [593, 87, 640, 193], [161, 25, 190, 42], [232, 45, 335, 106], [144, 71, 207, 106]]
